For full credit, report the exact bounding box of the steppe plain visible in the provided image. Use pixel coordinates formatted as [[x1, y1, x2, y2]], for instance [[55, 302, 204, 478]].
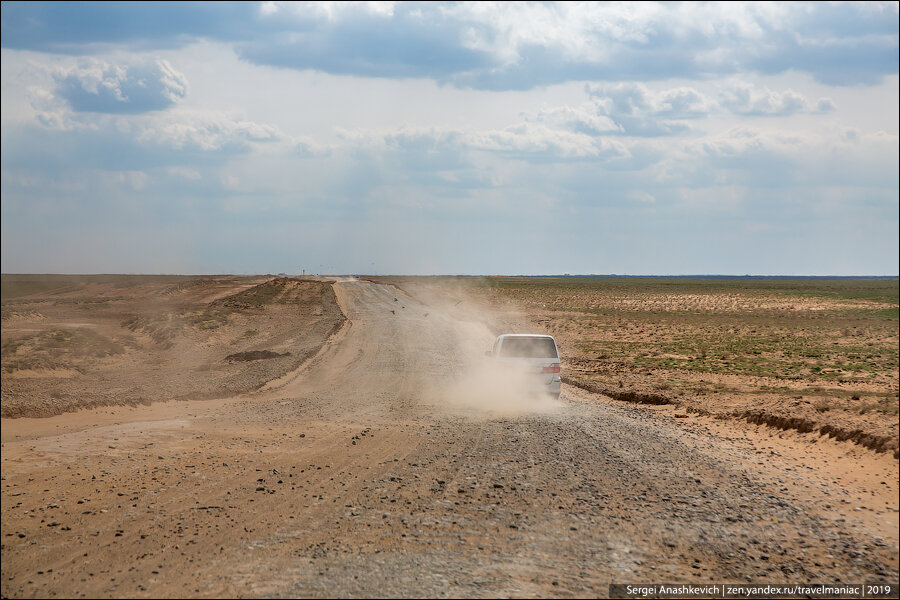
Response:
[[372, 276, 899, 457], [1, 274, 897, 598]]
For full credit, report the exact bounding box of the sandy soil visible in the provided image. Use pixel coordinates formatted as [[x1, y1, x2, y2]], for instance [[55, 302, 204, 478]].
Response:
[[1, 275, 345, 418], [1, 278, 897, 598]]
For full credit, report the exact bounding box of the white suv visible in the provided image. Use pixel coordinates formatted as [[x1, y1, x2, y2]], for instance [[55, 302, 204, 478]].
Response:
[[486, 334, 561, 399]]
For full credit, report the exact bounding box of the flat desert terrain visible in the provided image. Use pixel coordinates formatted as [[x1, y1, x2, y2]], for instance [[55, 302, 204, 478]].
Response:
[[1, 276, 897, 598], [374, 276, 899, 457]]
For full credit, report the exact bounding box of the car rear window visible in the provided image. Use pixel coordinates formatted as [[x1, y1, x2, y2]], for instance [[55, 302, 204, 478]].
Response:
[[499, 337, 558, 358]]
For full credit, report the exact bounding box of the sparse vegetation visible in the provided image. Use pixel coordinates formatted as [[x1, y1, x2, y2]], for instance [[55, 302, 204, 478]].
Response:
[[1, 328, 124, 373], [372, 275, 899, 452], [462, 276, 898, 387]]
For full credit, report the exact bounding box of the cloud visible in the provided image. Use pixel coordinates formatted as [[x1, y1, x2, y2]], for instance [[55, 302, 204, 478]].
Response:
[[718, 83, 832, 116], [654, 87, 716, 118], [338, 81, 844, 170], [627, 190, 656, 204], [345, 122, 632, 165], [683, 126, 899, 190], [583, 81, 836, 127], [530, 104, 623, 136], [466, 122, 628, 161], [815, 97, 837, 113], [585, 83, 710, 136], [294, 136, 331, 158], [237, 3, 491, 80], [54, 59, 188, 113], [687, 128, 806, 188], [263, 2, 399, 20], [1, 4, 895, 277], [139, 114, 283, 152], [382, 128, 469, 169], [2, 111, 287, 178], [27, 58, 286, 156], [166, 166, 202, 180], [0, 2, 263, 53], [2, 2, 896, 89]]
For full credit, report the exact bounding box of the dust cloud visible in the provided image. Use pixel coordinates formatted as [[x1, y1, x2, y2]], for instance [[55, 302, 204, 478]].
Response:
[[436, 361, 563, 417], [397, 281, 563, 418]]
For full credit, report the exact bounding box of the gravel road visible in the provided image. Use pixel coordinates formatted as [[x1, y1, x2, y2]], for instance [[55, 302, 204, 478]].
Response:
[[2, 278, 897, 598]]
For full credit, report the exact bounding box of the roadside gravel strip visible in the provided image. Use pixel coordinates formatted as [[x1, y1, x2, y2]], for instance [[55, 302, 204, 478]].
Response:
[[1, 279, 896, 598]]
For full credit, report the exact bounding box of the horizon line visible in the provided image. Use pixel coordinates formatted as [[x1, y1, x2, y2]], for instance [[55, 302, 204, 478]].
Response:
[[2, 272, 898, 280]]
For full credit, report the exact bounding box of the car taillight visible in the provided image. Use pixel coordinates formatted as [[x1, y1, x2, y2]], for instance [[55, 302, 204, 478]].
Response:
[[542, 363, 560, 373]]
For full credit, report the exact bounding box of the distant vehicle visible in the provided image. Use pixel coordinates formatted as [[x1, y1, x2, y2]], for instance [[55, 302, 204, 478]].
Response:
[[486, 334, 561, 399]]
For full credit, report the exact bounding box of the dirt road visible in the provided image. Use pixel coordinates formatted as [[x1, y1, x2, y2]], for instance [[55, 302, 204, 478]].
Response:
[[2, 278, 897, 598]]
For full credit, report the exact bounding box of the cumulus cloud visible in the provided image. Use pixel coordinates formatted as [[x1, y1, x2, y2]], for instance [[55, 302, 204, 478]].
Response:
[[139, 114, 282, 151], [718, 83, 832, 116], [530, 104, 622, 136], [655, 88, 717, 119], [3, 2, 896, 89], [1, 4, 896, 277], [333, 77, 851, 171], [342, 121, 632, 165], [383, 128, 466, 153], [581, 81, 836, 127], [239, 2, 489, 80], [294, 136, 331, 158], [587, 83, 716, 120], [2, 109, 289, 180], [585, 83, 710, 136], [261, 1, 397, 20], [697, 128, 802, 161], [54, 59, 188, 113], [466, 122, 628, 160], [816, 98, 837, 113], [23, 60, 284, 159]]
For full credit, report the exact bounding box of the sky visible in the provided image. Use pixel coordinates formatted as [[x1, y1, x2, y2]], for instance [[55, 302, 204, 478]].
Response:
[[1, 1, 898, 275]]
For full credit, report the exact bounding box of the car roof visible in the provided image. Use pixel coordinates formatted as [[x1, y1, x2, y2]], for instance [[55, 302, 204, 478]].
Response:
[[497, 333, 555, 340]]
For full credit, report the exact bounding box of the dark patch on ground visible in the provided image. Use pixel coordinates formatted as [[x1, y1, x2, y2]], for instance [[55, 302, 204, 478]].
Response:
[[225, 350, 291, 363]]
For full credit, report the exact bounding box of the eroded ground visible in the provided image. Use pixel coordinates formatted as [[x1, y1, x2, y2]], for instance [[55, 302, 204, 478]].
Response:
[[1, 275, 345, 417], [1, 278, 897, 598]]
